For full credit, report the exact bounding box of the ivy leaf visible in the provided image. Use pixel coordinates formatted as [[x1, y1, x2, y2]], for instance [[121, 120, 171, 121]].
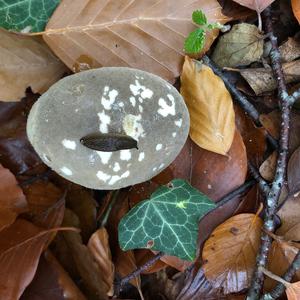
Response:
[[0, 0, 60, 32], [192, 10, 207, 25], [118, 179, 216, 261], [184, 28, 206, 54]]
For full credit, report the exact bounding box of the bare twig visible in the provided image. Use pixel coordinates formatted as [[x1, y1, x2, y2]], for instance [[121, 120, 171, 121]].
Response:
[[202, 55, 278, 149], [247, 7, 292, 299], [261, 250, 300, 300], [248, 163, 270, 196], [289, 87, 300, 106], [117, 251, 164, 290]]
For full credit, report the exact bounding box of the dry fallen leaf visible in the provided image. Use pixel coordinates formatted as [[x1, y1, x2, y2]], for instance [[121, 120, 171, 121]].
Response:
[[88, 228, 115, 296], [286, 281, 300, 300], [212, 23, 264, 67], [259, 151, 277, 181], [288, 147, 300, 194], [61, 209, 108, 300], [0, 164, 27, 231], [21, 250, 87, 300], [292, 0, 300, 24], [43, 0, 229, 82], [231, 0, 275, 13], [180, 57, 235, 155], [0, 29, 67, 101], [202, 213, 262, 294], [0, 219, 55, 300], [279, 37, 300, 63], [240, 59, 300, 95]]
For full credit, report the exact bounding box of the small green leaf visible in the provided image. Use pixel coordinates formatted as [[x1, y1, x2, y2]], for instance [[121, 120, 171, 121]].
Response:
[[184, 28, 206, 54], [192, 10, 207, 25], [0, 0, 60, 32], [118, 179, 216, 261]]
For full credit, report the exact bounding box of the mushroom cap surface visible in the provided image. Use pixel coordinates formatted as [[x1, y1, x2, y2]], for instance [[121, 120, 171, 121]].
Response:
[[27, 67, 190, 189]]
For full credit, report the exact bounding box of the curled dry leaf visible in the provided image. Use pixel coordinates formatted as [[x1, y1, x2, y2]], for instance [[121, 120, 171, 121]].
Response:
[[241, 59, 300, 95], [231, 0, 275, 13], [61, 209, 108, 300], [88, 228, 114, 296], [0, 219, 55, 300], [292, 0, 300, 24], [212, 23, 264, 67], [0, 29, 67, 101], [21, 251, 87, 300], [0, 164, 27, 231], [43, 0, 229, 82], [279, 37, 300, 63], [288, 146, 300, 194], [202, 213, 262, 294], [180, 56, 235, 155]]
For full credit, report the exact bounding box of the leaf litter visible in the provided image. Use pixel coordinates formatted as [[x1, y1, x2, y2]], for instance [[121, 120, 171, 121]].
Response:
[[0, 0, 300, 299]]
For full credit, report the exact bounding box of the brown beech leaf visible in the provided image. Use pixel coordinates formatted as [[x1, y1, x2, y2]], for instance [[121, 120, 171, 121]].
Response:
[[260, 110, 300, 155], [259, 151, 277, 182], [266, 241, 300, 291], [280, 37, 300, 63], [181, 56, 235, 155], [66, 186, 97, 243], [286, 281, 300, 300], [0, 95, 42, 175], [292, 0, 300, 24], [0, 164, 27, 231], [234, 105, 266, 166], [240, 60, 300, 95], [0, 219, 54, 300], [202, 213, 262, 294], [43, 0, 229, 82], [135, 249, 167, 274], [21, 250, 87, 300], [231, 0, 275, 13], [0, 29, 67, 101], [288, 147, 300, 194], [62, 209, 108, 300], [88, 228, 114, 296]]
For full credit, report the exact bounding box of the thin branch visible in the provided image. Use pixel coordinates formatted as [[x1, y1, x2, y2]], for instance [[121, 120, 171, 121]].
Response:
[[248, 162, 270, 196], [117, 251, 164, 289], [261, 250, 300, 300], [247, 7, 291, 300], [289, 87, 300, 106], [202, 55, 278, 149]]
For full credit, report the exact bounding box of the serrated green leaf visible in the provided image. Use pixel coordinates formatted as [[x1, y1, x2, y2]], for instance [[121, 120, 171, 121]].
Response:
[[118, 179, 216, 261], [184, 28, 205, 54], [0, 0, 60, 32], [192, 10, 207, 25]]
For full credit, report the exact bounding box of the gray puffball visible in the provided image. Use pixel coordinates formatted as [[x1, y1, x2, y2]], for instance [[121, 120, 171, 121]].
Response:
[[27, 67, 190, 189]]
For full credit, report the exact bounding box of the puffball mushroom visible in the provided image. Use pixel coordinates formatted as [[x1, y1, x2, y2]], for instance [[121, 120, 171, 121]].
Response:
[[27, 67, 190, 189]]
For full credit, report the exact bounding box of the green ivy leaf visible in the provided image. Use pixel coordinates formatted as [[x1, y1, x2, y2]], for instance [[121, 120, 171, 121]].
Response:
[[118, 179, 216, 261], [192, 10, 207, 25], [0, 0, 60, 32], [184, 28, 205, 54]]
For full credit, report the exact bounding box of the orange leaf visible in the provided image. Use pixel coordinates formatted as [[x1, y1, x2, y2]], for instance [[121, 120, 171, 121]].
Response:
[[43, 0, 230, 82], [0, 164, 27, 231], [180, 56, 235, 155], [202, 214, 262, 294], [88, 228, 115, 296], [292, 0, 300, 24]]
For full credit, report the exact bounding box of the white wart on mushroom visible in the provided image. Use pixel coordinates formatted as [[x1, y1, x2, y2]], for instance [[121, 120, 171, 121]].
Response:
[[26, 68, 189, 189]]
